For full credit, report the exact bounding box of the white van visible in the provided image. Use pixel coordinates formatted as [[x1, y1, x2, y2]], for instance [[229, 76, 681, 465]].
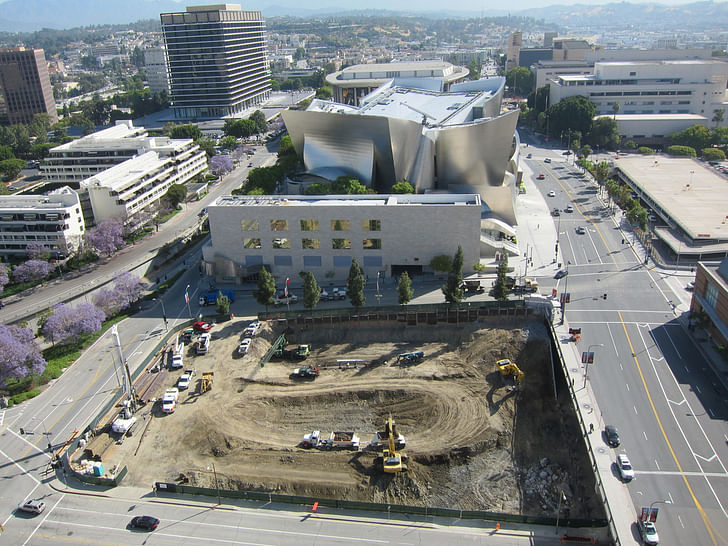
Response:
[[196, 333, 211, 355]]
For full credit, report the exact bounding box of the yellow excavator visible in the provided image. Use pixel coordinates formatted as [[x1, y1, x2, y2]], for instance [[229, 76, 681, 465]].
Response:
[[497, 359, 525, 385], [382, 415, 407, 473]]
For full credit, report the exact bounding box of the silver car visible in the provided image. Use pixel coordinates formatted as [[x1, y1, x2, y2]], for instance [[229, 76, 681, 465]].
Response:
[[617, 453, 634, 481]]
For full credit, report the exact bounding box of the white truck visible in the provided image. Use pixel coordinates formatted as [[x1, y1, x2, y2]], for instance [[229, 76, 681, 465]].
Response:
[[370, 430, 406, 450], [170, 335, 184, 369], [196, 333, 211, 355], [301, 430, 360, 450], [161, 388, 179, 413], [274, 292, 298, 306]]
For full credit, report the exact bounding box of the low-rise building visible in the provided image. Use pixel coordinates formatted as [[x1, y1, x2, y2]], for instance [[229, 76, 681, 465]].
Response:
[[0, 186, 84, 260], [202, 193, 482, 283], [691, 258, 728, 349]]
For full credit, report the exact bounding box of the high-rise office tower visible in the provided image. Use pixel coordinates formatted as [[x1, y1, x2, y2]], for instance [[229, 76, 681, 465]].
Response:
[[0, 47, 58, 125], [161, 4, 271, 119]]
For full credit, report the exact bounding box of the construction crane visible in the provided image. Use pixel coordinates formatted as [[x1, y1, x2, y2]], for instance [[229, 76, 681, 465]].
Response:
[[381, 415, 407, 473], [497, 359, 525, 385]]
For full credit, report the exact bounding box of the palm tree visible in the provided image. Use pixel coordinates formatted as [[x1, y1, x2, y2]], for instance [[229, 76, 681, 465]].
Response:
[[612, 102, 620, 120], [713, 109, 724, 127]]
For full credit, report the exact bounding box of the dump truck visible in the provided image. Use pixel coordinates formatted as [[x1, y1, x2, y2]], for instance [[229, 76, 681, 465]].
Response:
[[200, 372, 214, 393], [514, 278, 539, 294], [397, 351, 424, 366], [198, 289, 235, 306], [291, 365, 319, 379], [301, 431, 360, 450]]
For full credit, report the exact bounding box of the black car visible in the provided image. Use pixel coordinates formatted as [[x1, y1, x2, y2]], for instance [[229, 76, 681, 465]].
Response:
[[554, 269, 568, 279], [552, 208, 560, 216], [605, 425, 621, 447], [129, 515, 160, 531]]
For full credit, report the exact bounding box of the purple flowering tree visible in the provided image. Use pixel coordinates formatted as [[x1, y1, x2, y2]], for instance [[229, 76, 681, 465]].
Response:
[[85, 218, 124, 257], [93, 273, 144, 316], [0, 264, 9, 293], [210, 154, 234, 176], [25, 242, 51, 260], [13, 260, 53, 283], [0, 324, 47, 386], [42, 302, 106, 345]]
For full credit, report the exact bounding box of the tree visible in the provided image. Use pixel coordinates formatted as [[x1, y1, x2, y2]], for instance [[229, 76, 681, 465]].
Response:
[[547, 96, 596, 141], [467, 58, 481, 80], [526, 85, 550, 114], [278, 135, 295, 157], [219, 135, 238, 150], [0, 158, 26, 181], [398, 271, 413, 305], [0, 324, 46, 385], [442, 245, 465, 304], [594, 161, 610, 185], [253, 266, 276, 310], [0, 145, 14, 161], [249, 110, 268, 133], [666, 145, 697, 157], [85, 218, 124, 256], [210, 155, 234, 176], [170, 124, 203, 140], [612, 102, 620, 120], [300, 270, 321, 309], [670, 125, 712, 152], [165, 184, 187, 208], [347, 258, 365, 307], [492, 254, 509, 301], [315, 86, 333, 100], [216, 292, 231, 315], [196, 137, 216, 158], [26, 242, 51, 261], [505, 67, 533, 97], [42, 302, 105, 345], [579, 145, 592, 159], [429, 254, 453, 274], [247, 167, 279, 194], [13, 260, 53, 283], [392, 180, 415, 194], [110, 272, 144, 311], [224, 119, 257, 139], [0, 264, 8, 293], [713, 109, 724, 127], [703, 148, 726, 161]]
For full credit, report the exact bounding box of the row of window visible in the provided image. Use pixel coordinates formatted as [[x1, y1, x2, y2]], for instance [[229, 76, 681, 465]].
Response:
[[245, 238, 382, 250], [245, 255, 383, 268], [242, 219, 381, 232]]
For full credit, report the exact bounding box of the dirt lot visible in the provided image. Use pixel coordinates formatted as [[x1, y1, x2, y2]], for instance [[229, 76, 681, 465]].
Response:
[[88, 317, 602, 517]]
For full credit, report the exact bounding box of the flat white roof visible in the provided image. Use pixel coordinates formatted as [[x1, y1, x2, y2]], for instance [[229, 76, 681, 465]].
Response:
[[83, 151, 167, 191], [616, 156, 728, 240], [597, 113, 707, 122], [212, 194, 481, 208]]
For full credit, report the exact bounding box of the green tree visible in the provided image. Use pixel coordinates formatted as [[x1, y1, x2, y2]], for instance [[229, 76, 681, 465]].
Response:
[[397, 271, 413, 305], [580, 144, 592, 159], [623, 140, 637, 150], [492, 254, 509, 301], [300, 270, 321, 309], [391, 180, 415, 194], [0, 158, 26, 181], [247, 167, 279, 194], [315, 86, 333, 100], [429, 254, 452, 274], [713, 109, 724, 127], [703, 148, 726, 161], [441, 246, 465, 304], [627, 205, 648, 231], [666, 145, 697, 157], [467, 58, 481, 80], [170, 124, 203, 140], [505, 66, 533, 96], [331, 176, 372, 194], [0, 145, 14, 161], [249, 110, 267, 134], [216, 292, 230, 315], [612, 102, 620, 119], [670, 125, 711, 151], [594, 161, 610, 185], [293, 47, 306, 61], [253, 266, 276, 310], [347, 258, 365, 307], [278, 135, 295, 157], [638, 146, 655, 154], [165, 184, 187, 207], [547, 96, 596, 141], [196, 137, 216, 158], [219, 135, 238, 150], [526, 85, 550, 114]]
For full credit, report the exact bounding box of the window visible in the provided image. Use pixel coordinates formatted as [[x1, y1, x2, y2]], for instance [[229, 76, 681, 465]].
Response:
[[274, 255, 292, 266], [270, 219, 288, 231], [362, 219, 381, 231], [331, 219, 350, 231], [272, 237, 290, 249], [300, 219, 319, 231], [243, 238, 261, 249], [705, 282, 718, 310], [303, 255, 322, 267], [363, 238, 382, 249], [333, 256, 352, 268], [246, 255, 263, 266], [241, 219, 259, 231], [302, 238, 320, 249], [363, 256, 382, 267], [332, 238, 351, 249]]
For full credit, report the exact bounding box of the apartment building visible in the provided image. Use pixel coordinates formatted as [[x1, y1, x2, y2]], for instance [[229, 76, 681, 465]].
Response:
[[161, 3, 271, 119], [144, 47, 169, 95], [0, 47, 58, 125], [0, 187, 84, 260]]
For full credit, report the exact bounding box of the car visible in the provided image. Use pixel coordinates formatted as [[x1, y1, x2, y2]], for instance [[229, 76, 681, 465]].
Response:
[[177, 372, 193, 390], [547, 190, 556, 197], [562, 150, 572, 155], [616, 453, 634, 481], [192, 321, 213, 332], [129, 515, 160, 531], [554, 269, 568, 279], [198, 208, 207, 216], [526, 153, 532, 158], [649, 214, 658, 222], [576, 226, 586, 234], [248, 162, 254, 167], [565, 205, 574, 213], [605, 425, 620, 447], [638, 519, 659, 545], [552, 208, 560, 216], [537, 174, 545, 180], [685, 281, 695, 291], [544, 158, 551, 163], [243, 321, 260, 336], [171, 354, 183, 369], [238, 338, 252, 355], [18, 499, 46, 514]]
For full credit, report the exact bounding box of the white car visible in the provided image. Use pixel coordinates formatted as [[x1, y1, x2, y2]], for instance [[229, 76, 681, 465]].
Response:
[[547, 190, 556, 197], [18, 499, 45, 514], [565, 205, 574, 213], [638, 520, 659, 545], [171, 354, 183, 369], [243, 321, 260, 336], [178, 372, 193, 390], [576, 226, 586, 234], [238, 337, 252, 355], [616, 453, 634, 481]]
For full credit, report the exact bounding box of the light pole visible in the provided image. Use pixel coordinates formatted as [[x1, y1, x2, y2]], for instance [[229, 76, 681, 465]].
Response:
[[153, 298, 168, 331], [647, 499, 672, 521], [185, 284, 192, 319], [554, 490, 567, 535], [583, 343, 604, 388]]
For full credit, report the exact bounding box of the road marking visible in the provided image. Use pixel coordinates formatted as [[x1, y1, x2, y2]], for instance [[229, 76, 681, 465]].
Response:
[[678, 514, 685, 528], [638, 470, 728, 478], [619, 311, 722, 545], [0, 410, 3, 426], [626, 383, 630, 391], [643, 431, 648, 441], [696, 385, 702, 394], [24, 493, 65, 546], [696, 454, 718, 463], [655, 459, 660, 470], [634, 405, 638, 415]]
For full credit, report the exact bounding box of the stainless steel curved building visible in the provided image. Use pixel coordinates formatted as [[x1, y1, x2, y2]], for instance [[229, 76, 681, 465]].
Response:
[[281, 77, 521, 257]]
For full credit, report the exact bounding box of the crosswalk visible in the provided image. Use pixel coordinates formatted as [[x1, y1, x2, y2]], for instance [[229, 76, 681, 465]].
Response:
[[0, 411, 4, 426]]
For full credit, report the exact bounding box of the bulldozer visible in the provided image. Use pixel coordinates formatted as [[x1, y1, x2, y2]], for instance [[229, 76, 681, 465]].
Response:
[[379, 415, 407, 473], [200, 372, 214, 393], [497, 359, 524, 386]]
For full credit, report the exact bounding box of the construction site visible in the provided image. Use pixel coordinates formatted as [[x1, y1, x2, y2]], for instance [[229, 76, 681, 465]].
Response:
[[82, 313, 604, 518]]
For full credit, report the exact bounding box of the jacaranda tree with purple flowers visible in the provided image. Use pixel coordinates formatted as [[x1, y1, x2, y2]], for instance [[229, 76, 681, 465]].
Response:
[[13, 260, 53, 283], [93, 273, 144, 316], [43, 302, 106, 345], [210, 154, 234, 176], [0, 324, 46, 386], [85, 218, 124, 257], [0, 264, 9, 293], [25, 242, 51, 261]]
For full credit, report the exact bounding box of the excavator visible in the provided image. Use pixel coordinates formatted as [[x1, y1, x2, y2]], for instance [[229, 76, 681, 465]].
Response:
[[497, 358, 525, 386], [381, 415, 407, 473]]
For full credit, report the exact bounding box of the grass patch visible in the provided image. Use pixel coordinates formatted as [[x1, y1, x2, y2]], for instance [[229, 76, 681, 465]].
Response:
[[156, 208, 181, 224]]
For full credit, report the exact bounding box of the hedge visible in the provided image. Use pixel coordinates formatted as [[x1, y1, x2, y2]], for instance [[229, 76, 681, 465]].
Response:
[[666, 145, 697, 157]]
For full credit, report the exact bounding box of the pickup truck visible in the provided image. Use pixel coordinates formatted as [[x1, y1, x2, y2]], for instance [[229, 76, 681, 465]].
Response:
[[199, 289, 235, 306], [161, 388, 179, 413], [274, 292, 298, 306], [321, 287, 347, 301]]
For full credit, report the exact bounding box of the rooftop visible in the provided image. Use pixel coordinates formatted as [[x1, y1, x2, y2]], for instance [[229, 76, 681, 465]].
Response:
[[615, 156, 728, 242], [212, 194, 481, 208], [83, 152, 168, 191]]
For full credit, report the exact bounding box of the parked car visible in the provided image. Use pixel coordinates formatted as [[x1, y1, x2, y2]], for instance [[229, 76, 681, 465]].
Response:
[[18, 499, 45, 514], [178, 371, 194, 390], [238, 338, 252, 355], [243, 321, 260, 336], [616, 453, 634, 481], [537, 174, 545, 180], [554, 269, 568, 279], [685, 281, 695, 291], [638, 519, 659, 545], [576, 226, 586, 234], [192, 321, 213, 332], [552, 208, 560, 216], [129, 515, 160, 531], [605, 425, 620, 447]]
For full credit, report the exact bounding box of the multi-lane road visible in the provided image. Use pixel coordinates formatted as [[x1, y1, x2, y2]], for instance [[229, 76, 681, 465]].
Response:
[[524, 144, 728, 546]]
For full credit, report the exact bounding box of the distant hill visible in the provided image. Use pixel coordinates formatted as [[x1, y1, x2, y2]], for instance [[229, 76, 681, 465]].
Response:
[[0, 0, 725, 32]]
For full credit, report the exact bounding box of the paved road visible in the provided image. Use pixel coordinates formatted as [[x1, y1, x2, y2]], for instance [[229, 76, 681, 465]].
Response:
[[522, 138, 728, 546]]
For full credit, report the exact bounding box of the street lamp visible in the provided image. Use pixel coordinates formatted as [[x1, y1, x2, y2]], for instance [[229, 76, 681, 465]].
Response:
[[554, 490, 567, 535], [185, 284, 192, 319], [153, 298, 168, 331], [646, 499, 672, 522], [583, 343, 604, 388]]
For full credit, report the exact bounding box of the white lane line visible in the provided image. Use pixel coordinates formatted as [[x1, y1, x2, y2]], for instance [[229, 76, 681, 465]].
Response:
[[634, 405, 639, 415], [709, 408, 715, 418], [0, 446, 44, 485], [668, 491, 674, 504], [626, 383, 630, 392], [0, 410, 4, 426], [638, 470, 728, 478], [677, 514, 685, 528], [643, 431, 648, 441], [23, 493, 65, 546], [606, 323, 619, 358], [2, 482, 42, 528], [695, 385, 702, 394], [655, 459, 661, 471]]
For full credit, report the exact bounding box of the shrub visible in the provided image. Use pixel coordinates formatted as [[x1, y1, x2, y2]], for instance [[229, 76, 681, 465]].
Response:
[[666, 145, 697, 157], [638, 146, 655, 155], [702, 148, 726, 161]]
